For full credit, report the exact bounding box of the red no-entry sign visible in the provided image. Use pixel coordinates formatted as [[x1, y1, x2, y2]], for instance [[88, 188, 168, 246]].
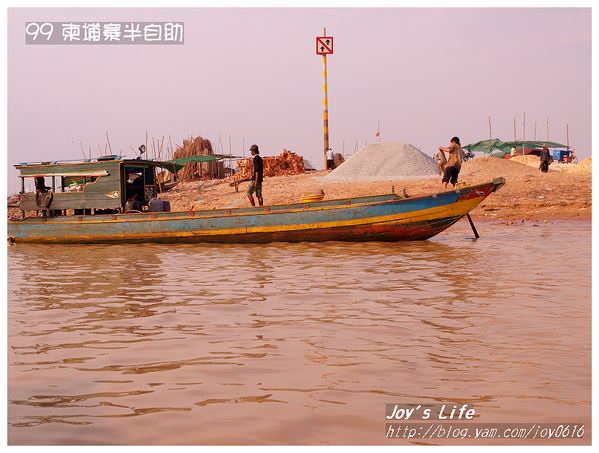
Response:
[[316, 36, 334, 55]]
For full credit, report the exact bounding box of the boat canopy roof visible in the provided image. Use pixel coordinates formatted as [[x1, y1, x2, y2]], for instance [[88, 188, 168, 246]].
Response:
[[18, 170, 110, 178], [15, 155, 124, 168], [14, 155, 222, 175]]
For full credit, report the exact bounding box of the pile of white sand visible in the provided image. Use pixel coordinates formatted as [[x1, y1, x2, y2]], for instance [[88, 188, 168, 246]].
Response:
[[326, 142, 437, 181]]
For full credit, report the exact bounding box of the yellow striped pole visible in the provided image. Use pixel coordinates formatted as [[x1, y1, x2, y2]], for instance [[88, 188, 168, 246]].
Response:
[[323, 51, 329, 168]]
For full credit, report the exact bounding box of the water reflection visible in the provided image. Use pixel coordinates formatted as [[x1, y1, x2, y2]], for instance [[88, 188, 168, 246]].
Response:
[[8, 222, 591, 444]]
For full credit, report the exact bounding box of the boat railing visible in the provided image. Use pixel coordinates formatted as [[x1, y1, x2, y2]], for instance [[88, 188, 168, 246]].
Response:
[[16, 155, 124, 167]]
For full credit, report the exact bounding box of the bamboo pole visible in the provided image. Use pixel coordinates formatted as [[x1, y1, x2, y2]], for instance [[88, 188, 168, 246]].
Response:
[[513, 117, 516, 142], [105, 130, 113, 155], [157, 136, 165, 194], [466, 214, 480, 239], [228, 133, 232, 178], [488, 116, 492, 139], [566, 124, 570, 148], [546, 118, 549, 141], [522, 112, 526, 155]]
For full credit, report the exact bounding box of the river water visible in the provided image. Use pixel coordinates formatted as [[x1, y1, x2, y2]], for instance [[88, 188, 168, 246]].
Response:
[[7, 220, 591, 445]]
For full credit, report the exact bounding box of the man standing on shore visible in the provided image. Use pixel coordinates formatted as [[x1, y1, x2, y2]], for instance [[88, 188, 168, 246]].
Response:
[[539, 144, 552, 173], [326, 148, 335, 170], [438, 136, 463, 189], [247, 144, 264, 206]]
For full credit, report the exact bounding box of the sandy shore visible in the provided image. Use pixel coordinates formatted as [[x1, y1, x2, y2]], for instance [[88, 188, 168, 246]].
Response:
[[162, 157, 591, 222], [8, 157, 590, 222]]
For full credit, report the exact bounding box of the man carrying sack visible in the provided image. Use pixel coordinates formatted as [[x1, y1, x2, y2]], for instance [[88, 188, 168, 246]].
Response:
[[438, 136, 463, 189]]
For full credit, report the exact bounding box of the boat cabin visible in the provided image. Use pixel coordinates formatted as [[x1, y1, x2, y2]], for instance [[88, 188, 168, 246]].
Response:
[[15, 156, 165, 215]]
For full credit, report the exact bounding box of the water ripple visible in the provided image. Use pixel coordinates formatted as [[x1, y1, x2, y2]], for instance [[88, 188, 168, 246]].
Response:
[[8, 222, 591, 444]]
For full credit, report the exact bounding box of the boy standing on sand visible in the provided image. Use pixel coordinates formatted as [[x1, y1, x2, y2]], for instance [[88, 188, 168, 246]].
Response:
[[247, 144, 264, 206], [438, 136, 463, 189]]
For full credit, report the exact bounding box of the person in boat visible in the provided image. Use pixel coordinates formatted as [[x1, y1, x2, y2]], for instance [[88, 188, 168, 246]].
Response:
[[326, 148, 335, 170], [539, 144, 552, 173], [247, 144, 264, 206], [124, 193, 140, 212], [438, 136, 463, 189], [34, 176, 53, 217]]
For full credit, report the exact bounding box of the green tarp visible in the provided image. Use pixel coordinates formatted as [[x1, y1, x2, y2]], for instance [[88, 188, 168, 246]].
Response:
[[156, 155, 219, 172], [463, 139, 568, 156]]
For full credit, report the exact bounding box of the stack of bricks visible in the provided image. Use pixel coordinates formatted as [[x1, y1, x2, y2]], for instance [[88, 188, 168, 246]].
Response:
[[236, 149, 305, 178], [333, 153, 345, 168]]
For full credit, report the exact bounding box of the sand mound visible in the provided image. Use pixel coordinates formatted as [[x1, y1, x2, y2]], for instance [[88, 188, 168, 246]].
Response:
[[511, 155, 541, 167], [567, 157, 592, 173], [461, 157, 536, 180], [326, 142, 437, 181]]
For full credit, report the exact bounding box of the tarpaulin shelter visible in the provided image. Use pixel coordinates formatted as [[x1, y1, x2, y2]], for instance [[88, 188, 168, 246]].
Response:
[[463, 139, 568, 157], [156, 155, 219, 173]]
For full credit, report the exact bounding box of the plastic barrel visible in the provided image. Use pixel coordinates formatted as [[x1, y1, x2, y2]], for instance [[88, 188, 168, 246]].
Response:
[[148, 198, 164, 212]]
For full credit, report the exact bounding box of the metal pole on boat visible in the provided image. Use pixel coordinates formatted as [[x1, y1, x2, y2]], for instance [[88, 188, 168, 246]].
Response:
[[466, 214, 480, 239]]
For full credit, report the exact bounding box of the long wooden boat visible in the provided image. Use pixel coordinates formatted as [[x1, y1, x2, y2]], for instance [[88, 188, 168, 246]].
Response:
[[8, 178, 505, 244]]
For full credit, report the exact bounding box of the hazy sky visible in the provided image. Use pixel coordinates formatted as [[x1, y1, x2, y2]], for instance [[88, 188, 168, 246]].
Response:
[[7, 7, 591, 193]]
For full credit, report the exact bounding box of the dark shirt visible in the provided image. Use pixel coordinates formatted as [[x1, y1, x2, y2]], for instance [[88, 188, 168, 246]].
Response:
[[252, 155, 264, 183], [540, 149, 551, 163]]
